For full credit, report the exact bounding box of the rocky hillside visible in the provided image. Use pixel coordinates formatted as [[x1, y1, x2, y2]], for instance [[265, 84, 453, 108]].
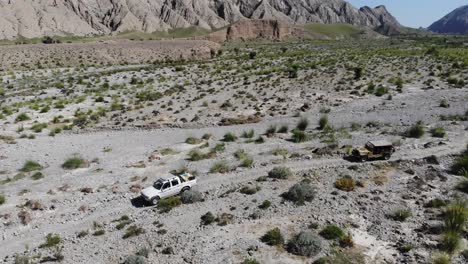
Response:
[[429, 5, 468, 34], [0, 0, 402, 40]]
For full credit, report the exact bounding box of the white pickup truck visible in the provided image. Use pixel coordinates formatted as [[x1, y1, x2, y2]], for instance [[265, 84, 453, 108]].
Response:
[[141, 173, 197, 205]]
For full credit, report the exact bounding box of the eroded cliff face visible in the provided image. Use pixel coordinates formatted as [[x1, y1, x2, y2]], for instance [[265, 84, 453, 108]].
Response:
[[0, 0, 402, 40]]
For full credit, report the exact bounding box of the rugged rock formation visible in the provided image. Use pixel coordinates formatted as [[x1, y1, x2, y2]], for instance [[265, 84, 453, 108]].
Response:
[[429, 5, 468, 34], [199, 19, 304, 43], [0, 0, 403, 40]]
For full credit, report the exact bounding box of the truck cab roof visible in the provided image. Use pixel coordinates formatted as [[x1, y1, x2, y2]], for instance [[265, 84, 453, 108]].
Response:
[[368, 140, 392, 147]]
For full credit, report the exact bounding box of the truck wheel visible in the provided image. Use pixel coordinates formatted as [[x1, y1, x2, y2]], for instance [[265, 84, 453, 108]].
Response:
[[181, 187, 190, 193], [361, 156, 368, 162], [384, 154, 391, 160], [151, 196, 160, 206]]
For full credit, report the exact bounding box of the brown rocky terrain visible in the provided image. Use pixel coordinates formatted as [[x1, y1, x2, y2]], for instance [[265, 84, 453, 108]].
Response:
[[0, 40, 219, 69], [0, 0, 403, 40]]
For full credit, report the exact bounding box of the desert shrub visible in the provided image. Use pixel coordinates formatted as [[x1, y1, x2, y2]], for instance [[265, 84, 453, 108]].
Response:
[[390, 208, 412, 222], [239, 185, 259, 195], [287, 231, 322, 257], [291, 129, 309, 143], [296, 118, 309, 131], [444, 200, 467, 233], [278, 125, 289, 133], [243, 259, 260, 264], [261, 227, 284, 246], [124, 255, 146, 264], [31, 172, 44, 180], [40, 233, 61, 248], [425, 198, 448, 208], [77, 230, 88, 238], [211, 143, 226, 153], [201, 212, 215, 225], [374, 86, 388, 97], [431, 127, 446, 138], [20, 160, 42, 172], [222, 132, 237, 142], [241, 129, 255, 138], [456, 180, 468, 193], [254, 136, 265, 144], [451, 149, 468, 175], [209, 161, 230, 173], [234, 149, 248, 160], [282, 180, 316, 205], [334, 177, 356, 192], [319, 225, 345, 240], [216, 213, 234, 226], [318, 116, 329, 130], [439, 100, 450, 108], [123, 225, 145, 239], [62, 156, 86, 170], [432, 253, 451, 264], [406, 121, 425, 138], [93, 230, 105, 236], [15, 113, 30, 122], [240, 157, 254, 168], [353, 67, 363, 80], [185, 137, 202, 144], [0, 194, 5, 205], [268, 167, 292, 179], [440, 231, 461, 254], [180, 190, 203, 204], [265, 125, 277, 136], [188, 149, 206, 161], [157, 196, 181, 213], [339, 233, 354, 248], [259, 200, 271, 209]]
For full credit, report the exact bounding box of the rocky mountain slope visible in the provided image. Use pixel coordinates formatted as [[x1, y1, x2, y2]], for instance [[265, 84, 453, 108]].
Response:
[[429, 5, 468, 34], [0, 0, 402, 40]]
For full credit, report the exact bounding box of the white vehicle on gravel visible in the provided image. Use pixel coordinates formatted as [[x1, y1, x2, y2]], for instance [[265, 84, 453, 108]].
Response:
[[141, 173, 197, 205]]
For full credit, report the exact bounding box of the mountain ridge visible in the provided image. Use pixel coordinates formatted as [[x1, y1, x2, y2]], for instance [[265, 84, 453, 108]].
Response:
[[0, 0, 403, 40], [428, 5, 468, 34]]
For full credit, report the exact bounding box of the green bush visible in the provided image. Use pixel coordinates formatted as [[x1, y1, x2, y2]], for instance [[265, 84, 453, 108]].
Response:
[[261, 227, 284, 246], [259, 200, 271, 209], [157, 196, 181, 213], [180, 190, 203, 204], [188, 149, 207, 161], [0, 194, 5, 205], [287, 231, 322, 257], [265, 125, 277, 136], [334, 178, 355, 192], [291, 129, 309, 143], [239, 185, 259, 195], [406, 122, 425, 138], [268, 167, 292, 179], [243, 259, 259, 264], [390, 208, 412, 222], [318, 116, 329, 130], [209, 161, 230, 173], [201, 212, 215, 225], [440, 231, 461, 254], [122, 225, 145, 239], [20, 160, 42, 172], [185, 137, 202, 144], [444, 200, 467, 233], [278, 125, 289, 133], [451, 151, 468, 175], [431, 127, 446, 138], [40, 233, 61, 248], [222, 132, 237, 142], [15, 113, 30, 122], [456, 180, 468, 193], [31, 172, 44, 180], [62, 156, 86, 170], [296, 118, 309, 131], [374, 86, 389, 97], [432, 253, 451, 264], [319, 225, 345, 240], [241, 129, 255, 138], [282, 180, 316, 205]]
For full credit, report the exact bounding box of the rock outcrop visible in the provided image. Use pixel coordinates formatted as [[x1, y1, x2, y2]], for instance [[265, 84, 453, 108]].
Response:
[[429, 5, 468, 34], [0, 0, 403, 40]]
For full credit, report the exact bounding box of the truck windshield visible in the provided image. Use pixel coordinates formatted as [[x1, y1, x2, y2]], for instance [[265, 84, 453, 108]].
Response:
[[153, 180, 164, 190]]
